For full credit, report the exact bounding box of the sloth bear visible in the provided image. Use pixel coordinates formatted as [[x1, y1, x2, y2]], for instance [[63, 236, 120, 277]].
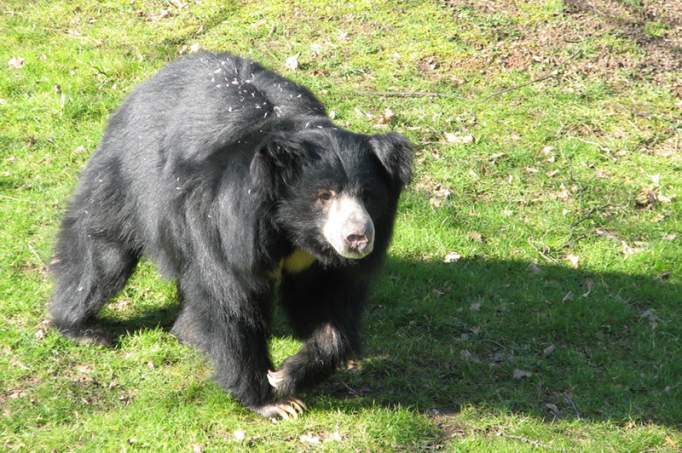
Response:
[[49, 51, 412, 419]]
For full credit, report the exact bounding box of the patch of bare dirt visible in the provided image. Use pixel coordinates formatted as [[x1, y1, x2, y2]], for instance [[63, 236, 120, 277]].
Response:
[[650, 129, 682, 161], [442, 0, 681, 95], [566, 0, 682, 80]]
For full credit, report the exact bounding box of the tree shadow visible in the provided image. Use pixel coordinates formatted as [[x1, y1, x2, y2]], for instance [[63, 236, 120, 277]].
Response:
[[317, 257, 681, 427], [97, 255, 681, 427]]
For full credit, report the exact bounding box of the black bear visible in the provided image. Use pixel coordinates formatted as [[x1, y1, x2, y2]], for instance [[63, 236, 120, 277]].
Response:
[[49, 51, 412, 419]]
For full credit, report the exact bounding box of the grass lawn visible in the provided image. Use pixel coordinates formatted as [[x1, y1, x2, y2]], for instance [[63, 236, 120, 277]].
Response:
[[1, 0, 681, 451]]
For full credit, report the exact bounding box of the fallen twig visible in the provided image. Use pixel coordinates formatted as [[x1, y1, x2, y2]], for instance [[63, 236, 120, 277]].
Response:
[[570, 204, 611, 230], [357, 90, 463, 99], [563, 392, 582, 420], [338, 380, 360, 396], [527, 238, 560, 264], [480, 71, 560, 101], [563, 203, 611, 247], [355, 72, 559, 102], [27, 243, 48, 266]]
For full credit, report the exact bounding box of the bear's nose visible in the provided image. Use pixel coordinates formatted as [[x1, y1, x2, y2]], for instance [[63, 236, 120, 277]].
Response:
[[345, 233, 369, 251]]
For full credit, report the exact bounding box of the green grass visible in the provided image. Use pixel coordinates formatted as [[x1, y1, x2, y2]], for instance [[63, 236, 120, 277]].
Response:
[[2, 0, 681, 451]]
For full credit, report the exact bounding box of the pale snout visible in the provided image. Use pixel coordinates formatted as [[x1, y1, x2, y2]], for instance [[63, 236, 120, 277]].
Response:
[[322, 195, 375, 259]]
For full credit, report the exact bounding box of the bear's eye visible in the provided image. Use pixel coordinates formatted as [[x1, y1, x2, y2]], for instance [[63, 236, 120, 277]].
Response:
[[360, 189, 371, 202], [317, 189, 336, 202]]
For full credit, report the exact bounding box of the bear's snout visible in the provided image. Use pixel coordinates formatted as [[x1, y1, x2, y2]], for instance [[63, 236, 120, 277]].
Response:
[[322, 195, 375, 259], [343, 218, 374, 255]]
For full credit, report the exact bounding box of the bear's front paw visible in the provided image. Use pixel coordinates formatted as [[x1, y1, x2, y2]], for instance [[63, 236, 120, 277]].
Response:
[[253, 398, 307, 420]]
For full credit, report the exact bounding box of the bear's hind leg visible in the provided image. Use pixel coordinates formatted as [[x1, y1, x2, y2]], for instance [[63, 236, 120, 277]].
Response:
[[49, 216, 139, 345]]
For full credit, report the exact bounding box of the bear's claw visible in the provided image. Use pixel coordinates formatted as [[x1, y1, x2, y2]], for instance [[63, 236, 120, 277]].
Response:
[[254, 398, 307, 420]]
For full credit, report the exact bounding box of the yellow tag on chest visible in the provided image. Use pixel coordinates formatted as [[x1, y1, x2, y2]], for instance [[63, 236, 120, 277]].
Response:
[[269, 249, 316, 282]]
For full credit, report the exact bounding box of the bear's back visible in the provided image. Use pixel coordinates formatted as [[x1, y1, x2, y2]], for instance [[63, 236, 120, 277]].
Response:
[[103, 52, 326, 168]]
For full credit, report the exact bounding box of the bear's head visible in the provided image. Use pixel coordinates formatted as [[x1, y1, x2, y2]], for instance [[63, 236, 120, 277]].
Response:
[[250, 127, 412, 266]]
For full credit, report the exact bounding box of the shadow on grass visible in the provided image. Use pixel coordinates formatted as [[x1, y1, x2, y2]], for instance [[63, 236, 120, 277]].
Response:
[[103, 256, 681, 429], [146, 4, 241, 62], [320, 257, 681, 427], [99, 300, 179, 341]]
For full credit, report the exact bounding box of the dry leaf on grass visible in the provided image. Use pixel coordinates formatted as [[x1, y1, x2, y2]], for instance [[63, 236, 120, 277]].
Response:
[[8, 57, 25, 69], [151, 9, 173, 21], [443, 251, 462, 263], [554, 183, 571, 201], [565, 255, 580, 268], [325, 431, 342, 442], [636, 187, 658, 208], [582, 279, 594, 297], [429, 185, 452, 208], [374, 108, 395, 127], [467, 231, 484, 242], [595, 229, 620, 241], [489, 152, 505, 164], [460, 350, 481, 363], [658, 271, 672, 281], [445, 132, 474, 144], [309, 43, 322, 55], [419, 56, 439, 72], [76, 364, 92, 374], [636, 186, 673, 208], [621, 241, 647, 257], [513, 369, 533, 379], [490, 351, 506, 364], [545, 403, 560, 417], [640, 309, 660, 329], [34, 319, 51, 341], [284, 55, 299, 71], [528, 262, 543, 274], [300, 434, 321, 445], [179, 43, 202, 54]]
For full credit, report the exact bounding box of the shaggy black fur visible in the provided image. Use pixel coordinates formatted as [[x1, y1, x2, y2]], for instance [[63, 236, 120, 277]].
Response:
[[49, 51, 412, 416]]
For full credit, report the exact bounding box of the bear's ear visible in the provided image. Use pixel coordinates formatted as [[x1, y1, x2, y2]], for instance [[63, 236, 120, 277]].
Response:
[[368, 132, 414, 189], [250, 132, 305, 198]]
